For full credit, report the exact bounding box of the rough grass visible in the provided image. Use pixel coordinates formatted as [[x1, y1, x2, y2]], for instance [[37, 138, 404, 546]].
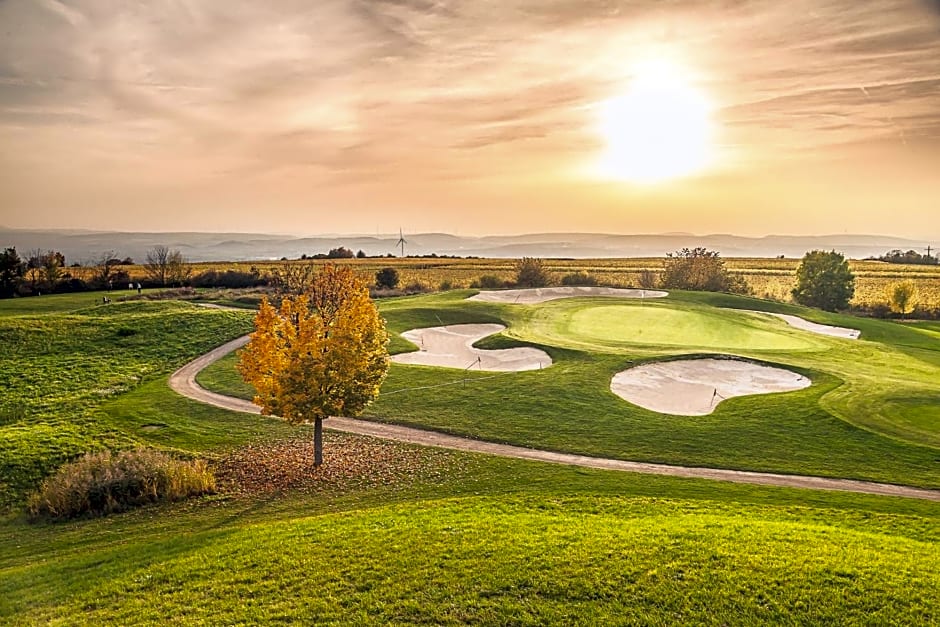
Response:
[[0, 301, 252, 508]]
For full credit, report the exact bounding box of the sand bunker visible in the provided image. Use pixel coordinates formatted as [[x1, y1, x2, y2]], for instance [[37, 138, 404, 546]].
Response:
[[611, 358, 810, 416], [739, 310, 860, 339], [392, 323, 552, 371], [468, 286, 668, 304]]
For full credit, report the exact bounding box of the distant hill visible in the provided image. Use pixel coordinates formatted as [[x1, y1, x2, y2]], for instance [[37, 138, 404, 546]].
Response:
[[0, 228, 932, 263]]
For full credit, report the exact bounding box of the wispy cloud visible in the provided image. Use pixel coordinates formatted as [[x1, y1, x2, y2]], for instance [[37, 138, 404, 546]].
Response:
[[0, 0, 938, 236]]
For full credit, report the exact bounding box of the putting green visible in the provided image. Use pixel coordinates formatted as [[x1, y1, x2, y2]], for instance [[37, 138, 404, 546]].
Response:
[[516, 301, 819, 353]]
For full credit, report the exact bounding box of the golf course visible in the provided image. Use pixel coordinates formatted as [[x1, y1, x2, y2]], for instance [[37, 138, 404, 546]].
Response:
[[2, 287, 939, 624]]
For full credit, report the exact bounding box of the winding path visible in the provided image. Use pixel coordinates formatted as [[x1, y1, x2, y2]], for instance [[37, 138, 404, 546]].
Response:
[[170, 336, 940, 502]]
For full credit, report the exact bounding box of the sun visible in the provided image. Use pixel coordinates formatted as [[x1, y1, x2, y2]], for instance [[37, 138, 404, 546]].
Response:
[[594, 58, 715, 184]]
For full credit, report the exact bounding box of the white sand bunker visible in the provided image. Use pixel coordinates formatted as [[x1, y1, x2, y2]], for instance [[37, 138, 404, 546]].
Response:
[[468, 286, 668, 304], [611, 358, 811, 416], [392, 324, 552, 371], [739, 310, 860, 339]]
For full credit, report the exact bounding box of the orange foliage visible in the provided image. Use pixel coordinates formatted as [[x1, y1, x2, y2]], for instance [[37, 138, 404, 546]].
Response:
[[237, 265, 389, 425]]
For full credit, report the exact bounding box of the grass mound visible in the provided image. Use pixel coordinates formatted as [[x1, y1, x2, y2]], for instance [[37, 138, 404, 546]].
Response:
[[524, 299, 818, 352], [27, 448, 214, 520], [7, 494, 938, 624]]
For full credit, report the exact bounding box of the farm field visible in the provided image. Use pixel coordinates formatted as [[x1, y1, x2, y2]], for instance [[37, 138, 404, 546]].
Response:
[[66, 256, 940, 310], [1, 289, 939, 624]]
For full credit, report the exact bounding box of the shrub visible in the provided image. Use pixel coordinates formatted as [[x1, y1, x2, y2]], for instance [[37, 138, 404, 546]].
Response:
[[792, 250, 855, 311], [439, 279, 454, 291], [403, 280, 430, 294], [192, 269, 265, 289], [474, 275, 505, 289], [514, 257, 552, 288], [54, 278, 91, 294], [327, 247, 355, 259], [886, 280, 918, 316], [638, 270, 659, 289], [560, 271, 598, 286], [27, 448, 215, 520], [375, 267, 400, 290], [661, 247, 747, 294]]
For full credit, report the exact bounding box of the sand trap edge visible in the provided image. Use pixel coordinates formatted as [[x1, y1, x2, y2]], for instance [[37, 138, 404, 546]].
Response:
[[736, 310, 860, 339], [468, 286, 668, 304], [391, 323, 552, 371], [611, 356, 811, 416]]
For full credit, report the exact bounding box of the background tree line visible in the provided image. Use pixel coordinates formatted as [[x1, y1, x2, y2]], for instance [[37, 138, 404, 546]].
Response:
[[0, 246, 196, 298], [870, 249, 937, 266]]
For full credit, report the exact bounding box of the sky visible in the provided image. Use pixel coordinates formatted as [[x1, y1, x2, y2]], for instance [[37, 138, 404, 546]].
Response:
[[0, 0, 939, 239]]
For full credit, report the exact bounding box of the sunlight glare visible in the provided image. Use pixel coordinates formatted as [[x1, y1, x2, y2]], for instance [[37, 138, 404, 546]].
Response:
[[595, 58, 715, 184]]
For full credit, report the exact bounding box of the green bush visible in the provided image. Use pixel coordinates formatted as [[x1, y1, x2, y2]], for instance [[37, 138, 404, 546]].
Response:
[[792, 250, 855, 311], [375, 267, 400, 290], [27, 448, 215, 520], [514, 257, 552, 288]]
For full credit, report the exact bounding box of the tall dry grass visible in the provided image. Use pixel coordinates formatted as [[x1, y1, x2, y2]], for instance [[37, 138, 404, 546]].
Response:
[[27, 448, 215, 520]]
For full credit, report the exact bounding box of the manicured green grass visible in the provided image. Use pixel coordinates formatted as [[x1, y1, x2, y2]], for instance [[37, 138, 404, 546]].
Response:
[[0, 290, 165, 317], [2, 450, 939, 624], [200, 290, 940, 487], [195, 353, 256, 402], [98, 377, 296, 453], [528, 299, 818, 352]]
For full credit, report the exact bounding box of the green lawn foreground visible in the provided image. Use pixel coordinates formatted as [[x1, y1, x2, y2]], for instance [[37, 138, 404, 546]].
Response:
[[0, 290, 938, 624]]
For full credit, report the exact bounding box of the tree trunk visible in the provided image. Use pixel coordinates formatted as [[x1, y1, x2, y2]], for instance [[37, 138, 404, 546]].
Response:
[[314, 417, 323, 468]]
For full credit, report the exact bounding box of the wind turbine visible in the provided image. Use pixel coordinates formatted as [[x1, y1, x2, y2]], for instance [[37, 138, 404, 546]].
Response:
[[397, 228, 407, 257]]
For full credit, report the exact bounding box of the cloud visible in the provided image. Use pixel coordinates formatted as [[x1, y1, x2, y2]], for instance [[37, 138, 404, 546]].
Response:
[[0, 0, 938, 236]]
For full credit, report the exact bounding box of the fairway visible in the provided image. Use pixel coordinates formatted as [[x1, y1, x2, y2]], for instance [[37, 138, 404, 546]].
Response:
[[517, 299, 819, 353], [197, 289, 940, 487]]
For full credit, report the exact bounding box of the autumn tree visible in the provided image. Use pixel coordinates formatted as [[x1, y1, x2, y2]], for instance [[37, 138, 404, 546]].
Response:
[[268, 262, 317, 294], [660, 247, 747, 293], [792, 250, 855, 311], [887, 280, 918, 317], [238, 265, 389, 467]]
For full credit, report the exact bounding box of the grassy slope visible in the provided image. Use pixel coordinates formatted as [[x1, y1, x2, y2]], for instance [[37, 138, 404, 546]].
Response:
[[1, 292, 938, 624], [0, 300, 254, 507], [201, 290, 940, 487], [3, 489, 938, 625]]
